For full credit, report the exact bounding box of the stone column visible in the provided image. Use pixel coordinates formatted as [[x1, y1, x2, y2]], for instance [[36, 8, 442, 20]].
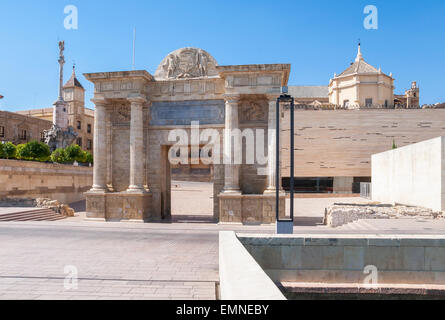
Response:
[[222, 94, 241, 194], [127, 96, 146, 192], [265, 95, 281, 193], [90, 99, 107, 192]]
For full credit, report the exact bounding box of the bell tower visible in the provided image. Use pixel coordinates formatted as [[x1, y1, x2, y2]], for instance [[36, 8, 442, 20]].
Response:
[[63, 64, 86, 123]]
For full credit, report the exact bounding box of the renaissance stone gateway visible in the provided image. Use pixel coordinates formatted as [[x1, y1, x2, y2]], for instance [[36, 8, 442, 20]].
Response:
[[85, 47, 289, 223]]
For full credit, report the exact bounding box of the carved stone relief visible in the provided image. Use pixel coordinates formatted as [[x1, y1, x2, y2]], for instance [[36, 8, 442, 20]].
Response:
[[240, 100, 267, 123], [112, 104, 131, 126], [155, 48, 218, 80]]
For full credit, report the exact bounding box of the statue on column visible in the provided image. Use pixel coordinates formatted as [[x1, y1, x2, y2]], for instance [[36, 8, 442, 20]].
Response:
[[44, 40, 77, 152]]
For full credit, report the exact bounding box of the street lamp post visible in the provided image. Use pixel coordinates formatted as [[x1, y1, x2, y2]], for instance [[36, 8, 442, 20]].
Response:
[[276, 86, 295, 234]]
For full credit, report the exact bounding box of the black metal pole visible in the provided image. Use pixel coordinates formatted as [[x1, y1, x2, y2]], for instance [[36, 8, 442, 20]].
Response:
[[290, 97, 295, 221], [275, 97, 280, 222]]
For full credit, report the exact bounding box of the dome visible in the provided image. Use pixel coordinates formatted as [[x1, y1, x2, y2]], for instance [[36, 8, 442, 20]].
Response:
[[154, 48, 218, 80]]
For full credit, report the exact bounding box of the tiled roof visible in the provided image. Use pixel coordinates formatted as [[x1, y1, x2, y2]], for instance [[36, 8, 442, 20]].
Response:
[[339, 59, 379, 76], [64, 66, 84, 89]]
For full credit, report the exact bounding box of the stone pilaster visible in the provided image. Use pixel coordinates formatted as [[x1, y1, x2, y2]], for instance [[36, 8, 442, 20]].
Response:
[[90, 99, 107, 192], [222, 94, 241, 194], [127, 96, 146, 192], [264, 95, 281, 193]]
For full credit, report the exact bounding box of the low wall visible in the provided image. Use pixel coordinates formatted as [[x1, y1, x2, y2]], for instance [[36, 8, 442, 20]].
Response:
[[0, 159, 93, 204], [371, 136, 444, 212], [239, 234, 445, 285], [219, 232, 286, 300]]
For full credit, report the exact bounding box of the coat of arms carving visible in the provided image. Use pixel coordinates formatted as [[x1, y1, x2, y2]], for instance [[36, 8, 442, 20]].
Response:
[[155, 48, 218, 80]]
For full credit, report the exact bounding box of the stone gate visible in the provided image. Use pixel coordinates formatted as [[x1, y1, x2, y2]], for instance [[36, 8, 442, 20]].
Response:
[[85, 48, 288, 224]]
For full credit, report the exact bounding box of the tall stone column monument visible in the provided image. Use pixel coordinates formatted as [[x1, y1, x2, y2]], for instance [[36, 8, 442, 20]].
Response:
[[44, 41, 77, 152]]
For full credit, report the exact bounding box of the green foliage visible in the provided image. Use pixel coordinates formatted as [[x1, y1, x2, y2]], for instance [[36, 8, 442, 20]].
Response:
[[392, 139, 398, 149], [1, 142, 17, 159], [50, 148, 67, 163], [64, 144, 83, 162], [15, 144, 26, 159], [1, 141, 92, 165], [85, 151, 93, 164], [16, 141, 51, 161]]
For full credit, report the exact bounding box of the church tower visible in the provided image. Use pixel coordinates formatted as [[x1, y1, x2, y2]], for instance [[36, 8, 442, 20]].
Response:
[[63, 65, 86, 125]]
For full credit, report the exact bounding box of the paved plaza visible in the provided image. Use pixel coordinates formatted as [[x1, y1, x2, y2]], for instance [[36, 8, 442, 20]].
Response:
[[1, 182, 445, 300]]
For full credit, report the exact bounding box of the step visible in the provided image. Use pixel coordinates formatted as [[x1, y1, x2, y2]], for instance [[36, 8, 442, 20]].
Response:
[[8, 213, 62, 221], [0, 210, 65, 222], [0, 210, 58, 220], [0, 208, 57, 219]]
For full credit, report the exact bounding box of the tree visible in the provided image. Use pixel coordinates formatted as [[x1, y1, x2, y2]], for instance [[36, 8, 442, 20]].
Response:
[[1, 142, 17, 159], [64, 144, 83, 162], [85, 151, 93, 164], [51, 148, 67, 163], [16, 141, 51, 161]]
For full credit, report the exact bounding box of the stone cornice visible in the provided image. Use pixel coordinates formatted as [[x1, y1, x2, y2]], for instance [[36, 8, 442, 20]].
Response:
[[84, 70, 154, 83], [217, 64, 291, 86]]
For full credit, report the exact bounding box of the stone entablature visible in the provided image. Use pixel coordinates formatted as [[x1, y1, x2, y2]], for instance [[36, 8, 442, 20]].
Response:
[[84, 47, 290, 224]]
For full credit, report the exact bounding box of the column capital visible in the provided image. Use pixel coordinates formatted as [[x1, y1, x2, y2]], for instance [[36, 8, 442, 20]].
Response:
[[128, 95, 147, 105], [265, 94, 280, 102], [223, 94, 241, 103], [91, 98, 107, 107]]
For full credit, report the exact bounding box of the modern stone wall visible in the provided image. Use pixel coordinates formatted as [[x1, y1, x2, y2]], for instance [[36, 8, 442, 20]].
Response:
[[0, 159, 93, 204], [372, 136, 444, 212], [281, 109, 445, 178], [239, 234, 445, 285]]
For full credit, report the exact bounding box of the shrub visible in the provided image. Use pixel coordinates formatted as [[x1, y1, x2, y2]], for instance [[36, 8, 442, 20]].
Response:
[[16, 141, 50, 161], [1, 142, 17, 159], [15, 144, 27, 160], [51, 148, 67, 163], [64, 144, 83, 162], [85, 151, 93, 164]]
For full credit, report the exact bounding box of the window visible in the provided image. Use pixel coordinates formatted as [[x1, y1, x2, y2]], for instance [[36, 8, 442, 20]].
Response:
[[87, 139, 93, 150], [414, 93, 417, 97], [0, 126, 4, 138], [87, 124, 92, 134], [19, 129, 27, 140], [77, 121, 82, 130], [76, 137, 82, 147], [365, 98, 373, 107]]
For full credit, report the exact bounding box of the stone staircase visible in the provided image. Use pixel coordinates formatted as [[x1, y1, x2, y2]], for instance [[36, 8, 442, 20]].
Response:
[[0, 208, 66, 222]]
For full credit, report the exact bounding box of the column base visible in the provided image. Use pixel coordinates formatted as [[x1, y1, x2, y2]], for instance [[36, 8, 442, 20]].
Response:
[[126, 186, 147, 193], [86, 191, 152, 222], [221, 188, 242, 195], [89, 186, 108, 193]]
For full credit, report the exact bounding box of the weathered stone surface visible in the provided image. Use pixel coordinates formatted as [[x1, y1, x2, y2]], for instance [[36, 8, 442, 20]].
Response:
[[35, 198, 75, 217], [324, 203, 444, 228]]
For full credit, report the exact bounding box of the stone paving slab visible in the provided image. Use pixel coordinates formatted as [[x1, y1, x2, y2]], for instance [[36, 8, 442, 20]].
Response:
[[3, 212, 445, 300]]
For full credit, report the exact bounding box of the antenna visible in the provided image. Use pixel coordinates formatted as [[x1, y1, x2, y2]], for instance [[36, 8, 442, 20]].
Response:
[[132, 28, 136, 70]]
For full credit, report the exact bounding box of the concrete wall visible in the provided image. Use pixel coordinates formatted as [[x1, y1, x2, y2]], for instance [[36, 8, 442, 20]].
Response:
[[372, 136, 444, 212], [239, 234, 445, 285], [0, 159, 93, 204], [219, 232, 286, 300]]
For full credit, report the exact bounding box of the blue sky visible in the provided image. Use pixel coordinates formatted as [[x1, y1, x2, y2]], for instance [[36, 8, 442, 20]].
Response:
[[0, 0, 444, 110]]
